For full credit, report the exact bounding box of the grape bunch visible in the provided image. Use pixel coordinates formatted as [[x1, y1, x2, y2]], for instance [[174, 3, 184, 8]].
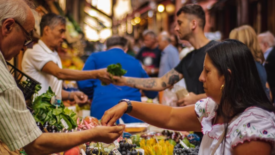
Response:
[[89, 149, 114, 155], [118, 140, 142, 155], [36, 122, 58, 133], [173, 144, 199, 155]]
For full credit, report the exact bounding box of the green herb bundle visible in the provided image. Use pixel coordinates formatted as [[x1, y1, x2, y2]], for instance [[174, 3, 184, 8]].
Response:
[[102, 63, 127, 85], [32, 87, 77, 131]]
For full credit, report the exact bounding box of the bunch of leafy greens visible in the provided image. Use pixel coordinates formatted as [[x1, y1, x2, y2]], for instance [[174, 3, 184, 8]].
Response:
[[102, 63, 127, 85], [32, 87, 77, 131]]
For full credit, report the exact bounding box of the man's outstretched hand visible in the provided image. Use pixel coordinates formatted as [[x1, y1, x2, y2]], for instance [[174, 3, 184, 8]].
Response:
[[91, 125, 125, 143], [95, 69, 113, 85]]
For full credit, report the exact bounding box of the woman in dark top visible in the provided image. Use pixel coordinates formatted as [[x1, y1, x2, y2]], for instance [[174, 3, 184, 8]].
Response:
[[229, 25, 271, 100]]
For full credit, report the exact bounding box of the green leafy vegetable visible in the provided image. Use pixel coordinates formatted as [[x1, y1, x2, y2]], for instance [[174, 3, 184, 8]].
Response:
[[53, 108, 63, 116], [102, 63, 127, 85], [32, 87, 77, 131], [107, 63, 127, 76]]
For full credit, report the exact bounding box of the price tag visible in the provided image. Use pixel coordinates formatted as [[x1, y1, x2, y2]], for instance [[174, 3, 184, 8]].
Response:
[[114, 140, 119, 148], [61, 118, 69, 129], [80, 149, 86, 155], [50, 96, 56, 104], [180, 140, 189, 149]]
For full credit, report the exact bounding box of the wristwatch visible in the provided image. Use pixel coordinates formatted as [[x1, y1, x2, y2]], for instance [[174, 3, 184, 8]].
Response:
[[119, 99, 132, 113]]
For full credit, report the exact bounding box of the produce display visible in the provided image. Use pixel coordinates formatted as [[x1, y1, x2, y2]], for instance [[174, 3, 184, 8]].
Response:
[[32, 87, 77, 132], [117, 139, 142, 155], [140, 139, 174, 155], [30, 87, 201, 155], [102, 63, 127, 85], [131, 130, 201, 155]]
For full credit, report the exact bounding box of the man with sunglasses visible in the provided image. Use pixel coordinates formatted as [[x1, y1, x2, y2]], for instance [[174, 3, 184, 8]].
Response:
[[0, 0, 124, 155]]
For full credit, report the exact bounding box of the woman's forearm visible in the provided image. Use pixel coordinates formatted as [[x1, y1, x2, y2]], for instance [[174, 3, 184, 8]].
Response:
[[128, 102, 201, 131], [129, 101, 174, 128]]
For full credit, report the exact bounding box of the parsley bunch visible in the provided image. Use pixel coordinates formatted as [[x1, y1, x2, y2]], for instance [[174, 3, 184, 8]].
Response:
[[102, 63, 127, 85]]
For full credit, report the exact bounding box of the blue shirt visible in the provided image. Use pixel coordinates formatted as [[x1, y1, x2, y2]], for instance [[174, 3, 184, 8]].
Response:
[[158, 44, 180, 77], [77, 48, 158, 123]]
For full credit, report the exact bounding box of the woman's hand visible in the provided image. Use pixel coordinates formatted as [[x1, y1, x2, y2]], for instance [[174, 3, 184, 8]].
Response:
[[101, 102, 128, 126]]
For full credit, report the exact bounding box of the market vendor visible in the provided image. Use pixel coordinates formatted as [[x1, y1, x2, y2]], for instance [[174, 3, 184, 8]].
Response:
[[0, 0, 124, 154], [22, 13, 112, 103], [102, 40, 275, 155]]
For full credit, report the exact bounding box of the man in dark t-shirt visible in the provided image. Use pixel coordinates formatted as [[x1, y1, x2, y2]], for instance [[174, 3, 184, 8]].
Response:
[[112, 5, 216, 106], [136, 30, 161, 77], [175, 40, 216, 94], [136, 46, 161, 77]]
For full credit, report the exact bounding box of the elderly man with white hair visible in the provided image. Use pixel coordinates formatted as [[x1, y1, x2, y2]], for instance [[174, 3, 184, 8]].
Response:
[[157, 32, 180, 77], [0, 0, 124, 154], [258, 31, 275, 102]]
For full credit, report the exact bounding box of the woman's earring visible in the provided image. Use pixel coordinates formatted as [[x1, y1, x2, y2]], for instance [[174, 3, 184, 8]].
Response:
[[220, 84, 224, 91]]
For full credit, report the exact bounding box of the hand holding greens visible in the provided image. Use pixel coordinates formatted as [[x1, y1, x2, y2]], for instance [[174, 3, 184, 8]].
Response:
[[102, 63, 127, 85]]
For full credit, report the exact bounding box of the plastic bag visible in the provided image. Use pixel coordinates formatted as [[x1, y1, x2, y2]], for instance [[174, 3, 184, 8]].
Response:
[[161, 80, 188, 107]]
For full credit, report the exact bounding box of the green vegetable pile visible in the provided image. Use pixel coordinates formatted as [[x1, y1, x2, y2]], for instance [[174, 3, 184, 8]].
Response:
[[32, 87, 77, 131], [102, 63, 127, 85]]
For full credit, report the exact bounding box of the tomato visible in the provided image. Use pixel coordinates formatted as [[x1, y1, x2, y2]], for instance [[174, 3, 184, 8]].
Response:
[[64, 147, 80, 155], [83, 116, 99, 125]]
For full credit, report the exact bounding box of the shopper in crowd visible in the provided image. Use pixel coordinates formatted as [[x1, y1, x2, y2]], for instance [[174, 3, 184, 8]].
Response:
[[136, 30, 161, 77], [0, 1, 124, 154], [77, 36, 157, 123], [110, 4, 217, 107], [157, 32, 180, 77], [258, 31, 275, 102], [229, 25, 271, 100], [22, 13, 111, 103], [124, 35, 136, 57], [170, 34, 179, 50], [133, 38, 142, 55], [102, 40, 275, 155]]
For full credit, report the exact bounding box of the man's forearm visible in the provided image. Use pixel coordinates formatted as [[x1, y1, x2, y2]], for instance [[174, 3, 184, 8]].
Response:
[[124, 69, 183, 91], [56, 69, 98, 81], [24, 130, 94, 155], [125, 77, 165, 91]]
